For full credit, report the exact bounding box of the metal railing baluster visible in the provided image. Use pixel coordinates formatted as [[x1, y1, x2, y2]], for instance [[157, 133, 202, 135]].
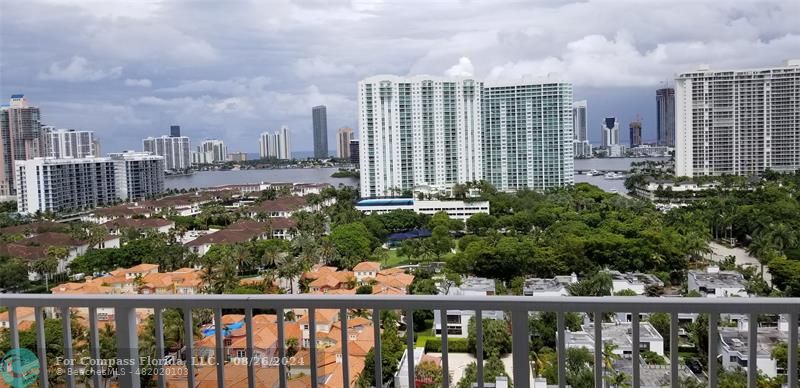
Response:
[[557, 311, 566, 388], [35, 306, 49, 388], [440, 308, 449, 388], [277, 308, 287, 388], [511, 309, 530, 388], [245, 308, 255, 388], [670, 313, 678, 388], [61, 306, 75, 388], [309, 308, 318, 386], [788, 312, 798, 388], [213, 308, 224, 388], [8, 307, 18, 349], [708, 313, 718, 388], [88, 307, 102, 388], [340, 308, 350, 387], [594, 312, 602, 388], [183, 307, 195, 388], [748, 312, 757, 388], [631, 311, 640, 388], [154, 307, 166, 388], [476, 309, 484, 388], [372, 308, 382, 388], [405, 308, 415, 388]]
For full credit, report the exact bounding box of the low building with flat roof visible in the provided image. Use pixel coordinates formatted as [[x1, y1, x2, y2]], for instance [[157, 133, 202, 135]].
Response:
[[523, 273, 578, 296], [356, 198, 489, 221], [433, 277, 503, 338], [606, 270, 664, 295], [688, 266, 748, 298], [566, 321, 665, 357]]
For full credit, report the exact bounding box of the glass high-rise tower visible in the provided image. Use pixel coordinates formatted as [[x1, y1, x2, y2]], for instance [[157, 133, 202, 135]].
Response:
[[312, 105, 328, 158]]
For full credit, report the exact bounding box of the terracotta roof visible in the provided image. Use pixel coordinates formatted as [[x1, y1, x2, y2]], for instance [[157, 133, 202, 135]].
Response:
[[124, 263, 159, 273], [103, 218, 173, 231], [23, 232, 85, 247], [92, 205, 150, 218], [248, 196, 308, 213], [297, 309, 339, 326], [0, 221, 68, 236], [193, 365, 279, 388], [353, 261, 380, 272], [268, 217, 296, 230]]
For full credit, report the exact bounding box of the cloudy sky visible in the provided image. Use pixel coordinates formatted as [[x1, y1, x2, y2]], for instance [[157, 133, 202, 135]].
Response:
[[1, 0, 799, 154]]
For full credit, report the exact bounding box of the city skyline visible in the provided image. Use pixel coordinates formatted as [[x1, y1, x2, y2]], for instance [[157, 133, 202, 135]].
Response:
[[3, 1, 798, 153]]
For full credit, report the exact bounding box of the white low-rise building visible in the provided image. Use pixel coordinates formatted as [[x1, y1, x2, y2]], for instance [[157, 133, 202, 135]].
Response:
[[565, 321, 665, 357], [607, 270, 664, 295], [433, 277, 504, 338], [356, 198, 490, 221], [688, 266, 748, 298], [523, 273, 578, 296], [718, 322, 788, 378]]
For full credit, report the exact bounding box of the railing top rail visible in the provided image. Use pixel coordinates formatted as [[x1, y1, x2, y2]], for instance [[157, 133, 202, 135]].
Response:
[[2, 294, 799, 314]]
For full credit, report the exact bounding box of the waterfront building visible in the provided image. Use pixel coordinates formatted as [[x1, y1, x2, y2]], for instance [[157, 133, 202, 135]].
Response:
[[675, 60, 800, 177], [193, 139, 227, 164], [312, 105, 328, 158], [142, 135, 191, 171], [349, 139, 359, 166], [15, 151, 164, 214], [358, 75, 573, 197], [0, 94, 42, 196], [107, 151, 165, 201], [656, 88, 675, 147], [336, 127, 353, 159], [483, 79, 574, 191], [572, 100, 591, 158], [41, 127, 98, 158], [229, 152, 247, 162], [601, 117, 619, 148], [258, 126, 291, 160], [629, 119, 642, 147]]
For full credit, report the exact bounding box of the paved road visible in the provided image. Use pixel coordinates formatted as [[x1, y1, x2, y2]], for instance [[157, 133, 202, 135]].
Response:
[[708, 241, 771, 284]]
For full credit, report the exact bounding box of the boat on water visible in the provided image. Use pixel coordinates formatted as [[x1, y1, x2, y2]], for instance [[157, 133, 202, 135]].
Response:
[[604, 172, 626, 180], [585, 169, 600, 176]]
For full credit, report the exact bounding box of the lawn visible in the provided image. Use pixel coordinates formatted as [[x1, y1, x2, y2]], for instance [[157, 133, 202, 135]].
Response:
[[383, 249, 411, 267]]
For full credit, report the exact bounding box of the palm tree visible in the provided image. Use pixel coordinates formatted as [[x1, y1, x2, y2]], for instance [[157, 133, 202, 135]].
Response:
[[32, 255, 59, 290], [747, 232, 778, 277], [765, 223, 798, 254], [602, 341, 621, 370], [604, 370, 630, 388], [261, 243, 284, 268]]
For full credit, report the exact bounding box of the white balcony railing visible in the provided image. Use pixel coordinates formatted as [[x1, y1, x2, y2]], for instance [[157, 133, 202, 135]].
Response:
[[1, 294, 798, 388]]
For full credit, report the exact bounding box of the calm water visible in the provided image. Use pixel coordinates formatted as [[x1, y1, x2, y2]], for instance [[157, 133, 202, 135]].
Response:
[[573, 157, 670, 193], [165, 167, 358, 190], [166, 157, 669, 193], [573, 157, 670, 171]]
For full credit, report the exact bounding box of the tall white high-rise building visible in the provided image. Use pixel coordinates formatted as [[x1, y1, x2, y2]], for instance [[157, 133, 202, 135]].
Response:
[[358, 76, 483, 197], [336, 127, 353, 159], [676, 60, 800, 177], [258, 127, 291, 160], [276, 126, 290, 160], [601, 117, 619, 148], [572, 100, 591, 158], [1, 94, 42, 196], [109, 151, 165, 201], [41, 127, 98, 159], [15, 152, 164, 214], [358, 75, 573, 197], [142, 135, 191, 171], [193, 139, 227, 164], [482, 79, 574, 191]]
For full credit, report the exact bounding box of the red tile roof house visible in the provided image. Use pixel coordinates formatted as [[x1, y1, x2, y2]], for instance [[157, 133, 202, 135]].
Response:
[[102, 218, 175, 235], [184, 220, 270, 256], [81, 204, 152, 224], [243, 196, 313, 218], [0, 231, 120, 281]]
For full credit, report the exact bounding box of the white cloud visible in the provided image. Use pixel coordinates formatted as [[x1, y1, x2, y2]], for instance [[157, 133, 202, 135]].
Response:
[[124, 78, 152, 87], [38, 56, 122, 82], [294, 57, 357, 79], [156, 77, 272, 95], [444, 57, 475, 77]]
